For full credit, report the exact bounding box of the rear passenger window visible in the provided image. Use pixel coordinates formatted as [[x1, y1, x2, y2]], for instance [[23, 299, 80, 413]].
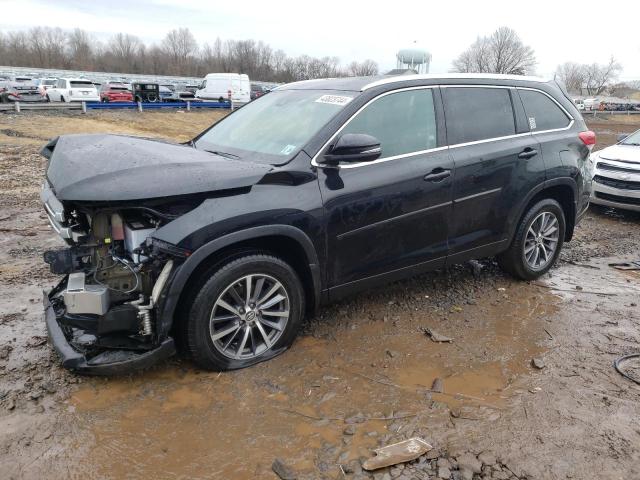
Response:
[[340, 89, 437, 159], [443, 87, 515, 144], [518, 89, 571, 131]]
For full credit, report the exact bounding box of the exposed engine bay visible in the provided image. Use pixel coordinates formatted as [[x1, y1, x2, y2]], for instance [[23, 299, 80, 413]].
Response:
[[39, 133, 274, 374], [42, 180, 188, 372]]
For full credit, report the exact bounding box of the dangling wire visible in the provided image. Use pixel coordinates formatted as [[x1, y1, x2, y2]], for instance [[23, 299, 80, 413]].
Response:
[[92, 255, 140, 294]]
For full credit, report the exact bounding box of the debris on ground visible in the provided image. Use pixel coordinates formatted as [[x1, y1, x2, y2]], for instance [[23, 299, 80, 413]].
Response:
[[614, 353, 640, 385], [272, 458, 297, 480], [531, 357, 545, 369], [431, 377, 444, 393], [422, 327, 453, 343], [609, 261, 640, 271], [362, 437, 432, 471], [26, 336, 48, 348]]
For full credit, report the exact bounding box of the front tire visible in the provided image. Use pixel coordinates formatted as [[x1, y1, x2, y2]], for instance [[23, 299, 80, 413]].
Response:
[[186, 254, 305, 371], [498, 199, 565, 280]]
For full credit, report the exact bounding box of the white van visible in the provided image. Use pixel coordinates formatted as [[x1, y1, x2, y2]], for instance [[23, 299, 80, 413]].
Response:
[[583, 98, 600, 111], [195, 73, 250, 103]]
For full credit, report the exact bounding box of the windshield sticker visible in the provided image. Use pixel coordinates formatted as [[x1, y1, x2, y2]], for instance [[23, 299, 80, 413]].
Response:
[[315, 94, 353, 106], [281, 144, 297, 155], [528, 117, 537, 130]]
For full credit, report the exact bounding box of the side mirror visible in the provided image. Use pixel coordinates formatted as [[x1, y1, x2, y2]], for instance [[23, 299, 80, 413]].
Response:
[[322, 133, 381, 165], [617, 134, 628, 143]]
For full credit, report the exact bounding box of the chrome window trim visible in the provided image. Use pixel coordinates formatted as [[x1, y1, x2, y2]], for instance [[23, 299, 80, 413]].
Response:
[[311, 86, 441, 169], [515, 86, 574, 133], [311, 84, 575, 169]]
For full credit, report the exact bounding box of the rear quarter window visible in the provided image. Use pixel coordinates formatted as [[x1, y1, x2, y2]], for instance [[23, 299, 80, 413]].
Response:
[[443, 87, 516, 145], [518, 89, 571, 132]]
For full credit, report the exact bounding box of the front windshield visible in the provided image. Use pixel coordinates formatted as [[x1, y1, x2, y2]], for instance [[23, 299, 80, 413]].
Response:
[[621, 130, 640, 146], [195, 89, 357, 164]]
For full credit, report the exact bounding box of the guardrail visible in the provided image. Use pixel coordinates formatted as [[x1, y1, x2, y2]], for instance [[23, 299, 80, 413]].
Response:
[[0, 101, 233, 113], [581, 109, 640, 117]]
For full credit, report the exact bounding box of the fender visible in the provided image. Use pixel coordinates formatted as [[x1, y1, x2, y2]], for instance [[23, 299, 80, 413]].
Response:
[[157, 225, 322, 335], [506, 177, 578, 244]]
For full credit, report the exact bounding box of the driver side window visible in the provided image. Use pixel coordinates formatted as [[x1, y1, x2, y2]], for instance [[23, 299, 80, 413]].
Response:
[[341, 89, 437, 159]]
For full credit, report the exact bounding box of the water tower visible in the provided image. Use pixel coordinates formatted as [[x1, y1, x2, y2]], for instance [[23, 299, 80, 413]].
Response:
[[396, 44, 431, 74]]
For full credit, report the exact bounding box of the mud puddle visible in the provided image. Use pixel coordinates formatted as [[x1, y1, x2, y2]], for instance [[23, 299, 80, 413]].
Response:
[[50, 282, 556, 479]]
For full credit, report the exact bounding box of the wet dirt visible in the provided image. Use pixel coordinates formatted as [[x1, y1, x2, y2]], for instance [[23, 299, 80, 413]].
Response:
[[0, 112, 639, 479]]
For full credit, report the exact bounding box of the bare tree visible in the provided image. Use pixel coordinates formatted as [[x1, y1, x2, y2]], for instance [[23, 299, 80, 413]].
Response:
[[67, 29, 94, 70], [347, 59, 379, 76], [162, 28, 198, 75], [452, 27, 536, 75], [0, 26, 383, 82], [555, 62, 586, 94], [583, 57, 622, 95], [107, 33, 144, 72]]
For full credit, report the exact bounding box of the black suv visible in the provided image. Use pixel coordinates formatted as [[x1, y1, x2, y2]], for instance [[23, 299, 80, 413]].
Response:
[[41, 74, 594, 374]]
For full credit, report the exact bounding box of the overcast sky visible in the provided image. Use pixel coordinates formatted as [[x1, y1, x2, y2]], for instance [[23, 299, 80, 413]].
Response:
[[2, 0, 639, 80]]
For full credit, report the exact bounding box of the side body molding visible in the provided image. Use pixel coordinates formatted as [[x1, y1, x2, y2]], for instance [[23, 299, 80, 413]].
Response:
[[157, 225, 322, 335]]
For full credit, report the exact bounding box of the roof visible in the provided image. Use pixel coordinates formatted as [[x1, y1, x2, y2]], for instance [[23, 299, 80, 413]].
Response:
[[278, 73, 550, 92]]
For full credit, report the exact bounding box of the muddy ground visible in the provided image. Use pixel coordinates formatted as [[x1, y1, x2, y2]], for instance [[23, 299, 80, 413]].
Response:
[[0, 110, 639, 480]]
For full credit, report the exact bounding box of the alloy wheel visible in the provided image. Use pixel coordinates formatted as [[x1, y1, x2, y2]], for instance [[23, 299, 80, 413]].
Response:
[[209, 274, 290, 359], [524, 211, 560, 270]]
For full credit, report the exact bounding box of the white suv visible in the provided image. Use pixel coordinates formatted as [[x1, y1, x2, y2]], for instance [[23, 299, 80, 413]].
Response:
[[591, 129, 640, 212], [47, 78, 99, 103]]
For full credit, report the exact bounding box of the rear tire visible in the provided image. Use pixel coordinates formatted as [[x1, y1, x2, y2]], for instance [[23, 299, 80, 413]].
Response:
[[185, 254, 305, 371], [497, 199, 565, 280]]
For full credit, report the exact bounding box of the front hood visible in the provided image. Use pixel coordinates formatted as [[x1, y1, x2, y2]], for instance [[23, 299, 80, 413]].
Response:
[[597, 144, 640, 164], [44, 134, 272, 201]]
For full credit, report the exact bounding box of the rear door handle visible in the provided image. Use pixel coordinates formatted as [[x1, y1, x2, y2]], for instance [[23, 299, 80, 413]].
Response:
[[518, 148, 538, 159], [424, 168, 451, 182]]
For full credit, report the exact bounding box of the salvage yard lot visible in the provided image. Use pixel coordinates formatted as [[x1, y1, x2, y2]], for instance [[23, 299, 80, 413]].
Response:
[[0, 111, 639, 479]]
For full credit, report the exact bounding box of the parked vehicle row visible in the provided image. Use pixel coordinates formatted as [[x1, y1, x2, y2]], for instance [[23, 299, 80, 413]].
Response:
[[574, 97, 640, 112], [1, 74, 247, 104]]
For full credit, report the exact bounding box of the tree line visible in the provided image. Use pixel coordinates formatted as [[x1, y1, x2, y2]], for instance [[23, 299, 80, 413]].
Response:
[[451, 26, 629, 96], [0, 27, 379, 82]]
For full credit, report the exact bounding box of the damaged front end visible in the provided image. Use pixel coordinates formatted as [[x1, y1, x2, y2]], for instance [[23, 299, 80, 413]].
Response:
[[41, 180, 186, 374]]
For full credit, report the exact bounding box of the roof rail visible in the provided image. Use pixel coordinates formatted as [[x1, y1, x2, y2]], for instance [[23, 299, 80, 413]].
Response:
[[361, 73, 549, 91]]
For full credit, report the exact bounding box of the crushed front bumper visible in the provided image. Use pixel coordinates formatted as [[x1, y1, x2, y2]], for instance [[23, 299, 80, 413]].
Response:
[[44, 290, 175, 375]]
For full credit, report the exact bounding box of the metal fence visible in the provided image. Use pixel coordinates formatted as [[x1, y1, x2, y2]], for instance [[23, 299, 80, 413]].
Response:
[[0, 101, 233, 113], [581, 109, 640, 117]]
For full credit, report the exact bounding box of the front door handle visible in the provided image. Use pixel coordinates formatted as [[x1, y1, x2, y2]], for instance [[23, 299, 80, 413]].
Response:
[[518, 148, 538, 160], [424, 168, 451, 182]]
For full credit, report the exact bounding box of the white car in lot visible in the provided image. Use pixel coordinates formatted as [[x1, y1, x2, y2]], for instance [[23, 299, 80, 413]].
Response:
[[590, 129, 640, 212], [46, 78, 99, 103]]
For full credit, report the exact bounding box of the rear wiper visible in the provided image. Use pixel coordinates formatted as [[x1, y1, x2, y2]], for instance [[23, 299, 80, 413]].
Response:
[[205, 149, 240, 159]]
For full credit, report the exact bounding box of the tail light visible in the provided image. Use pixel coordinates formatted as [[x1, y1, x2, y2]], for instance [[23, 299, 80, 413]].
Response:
[[579, 131, 596, 151]]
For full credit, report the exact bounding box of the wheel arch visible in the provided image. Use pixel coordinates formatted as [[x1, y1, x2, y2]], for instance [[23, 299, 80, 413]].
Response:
[[159, 225, 322, 337], [508, 178, 577, 245]]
